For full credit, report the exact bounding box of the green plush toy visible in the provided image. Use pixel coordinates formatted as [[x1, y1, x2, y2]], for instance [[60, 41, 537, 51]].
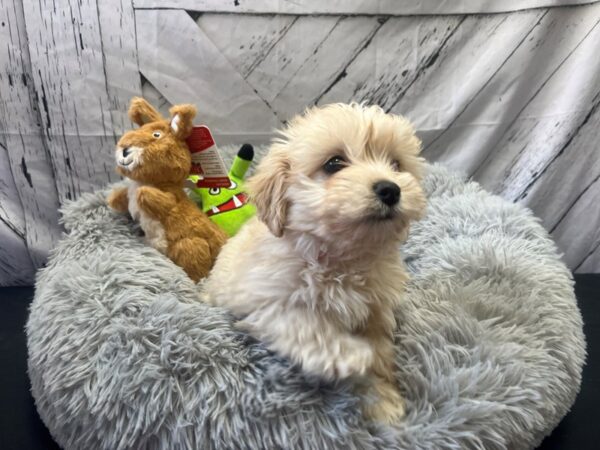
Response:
[[189, 144, 256, 237]]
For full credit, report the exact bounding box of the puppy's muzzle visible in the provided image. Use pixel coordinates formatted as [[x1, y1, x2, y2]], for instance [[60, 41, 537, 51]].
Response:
[[373, 181, 401, 206]]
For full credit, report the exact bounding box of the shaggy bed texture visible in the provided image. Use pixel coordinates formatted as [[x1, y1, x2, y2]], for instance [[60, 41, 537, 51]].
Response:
[[27, 162, 585, 450]]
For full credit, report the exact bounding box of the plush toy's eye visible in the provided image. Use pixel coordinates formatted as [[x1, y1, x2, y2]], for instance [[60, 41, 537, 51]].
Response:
[[391, 160, 401, 172], [228, 180, 238, 190], [209, 187, 220, 195], [152, 131, 162, 138], [323, 156, 347, 175]]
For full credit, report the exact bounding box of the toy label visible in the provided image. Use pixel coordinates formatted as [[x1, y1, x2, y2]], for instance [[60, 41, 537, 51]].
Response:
[[186, 126, 230, 188]]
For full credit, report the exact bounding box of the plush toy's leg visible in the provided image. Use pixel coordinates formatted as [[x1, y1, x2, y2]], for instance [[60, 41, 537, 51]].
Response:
[[107, 187, 129, 213], [136, 186, 175, 221], [168, 237, 213, 282]]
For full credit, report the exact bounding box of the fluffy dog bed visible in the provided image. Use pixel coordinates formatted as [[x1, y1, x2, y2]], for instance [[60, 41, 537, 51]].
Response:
[[27, 163, 584, 450]]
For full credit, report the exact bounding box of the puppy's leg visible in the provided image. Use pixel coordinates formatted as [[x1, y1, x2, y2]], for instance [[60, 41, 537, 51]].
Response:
[[360, 304, 406, 423], [361, 376, 405, 423], [238, 306, 374, 380]]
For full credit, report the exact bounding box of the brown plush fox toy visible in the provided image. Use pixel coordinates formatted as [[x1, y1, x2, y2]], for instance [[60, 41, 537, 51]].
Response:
[[107, 97, 227, 282]]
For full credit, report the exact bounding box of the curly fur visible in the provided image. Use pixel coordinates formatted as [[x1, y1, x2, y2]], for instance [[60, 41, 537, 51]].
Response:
[[205, 104, 427, 423]]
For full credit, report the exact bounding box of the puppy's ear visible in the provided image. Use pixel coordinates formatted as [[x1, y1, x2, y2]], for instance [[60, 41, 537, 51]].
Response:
[[169, 104, 197, 139], [128, 97, 163, 126], [247, 150, 290, 237]]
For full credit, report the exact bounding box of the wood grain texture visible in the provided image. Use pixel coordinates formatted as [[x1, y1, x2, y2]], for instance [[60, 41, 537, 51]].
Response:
[[317, 15, 465, 110], [423, 8, 600, 171], [22, 0, 120, 202], [0, 145, 35, 286], [1, 1, 599, 284], [577, 239, 600, 272], [267, 16, 384, 120], [389, 11, 545, 129], [204, 14, 387, 121], [522, 94, 600, 232], [97, 0, 143, 134], [135, 8, 279, 144], [472, 12, 600, 198], [0, 0, 60, 273], [134, 0, 599, 15], [196, 13, 296, 79], [551, 177, 600, 270]]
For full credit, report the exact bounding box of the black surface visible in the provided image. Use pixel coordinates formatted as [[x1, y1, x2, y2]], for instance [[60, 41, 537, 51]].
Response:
[[0, 276, 598, 449], [0, 288, 60, 450], [537, 274, 600, 449]]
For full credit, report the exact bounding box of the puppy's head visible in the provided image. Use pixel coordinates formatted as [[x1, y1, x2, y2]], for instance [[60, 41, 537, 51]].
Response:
[[248, 103, 426, 249]]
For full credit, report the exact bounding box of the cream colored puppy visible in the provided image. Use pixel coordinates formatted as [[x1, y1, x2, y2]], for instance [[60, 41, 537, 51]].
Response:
[[205, 103, 426, 423]]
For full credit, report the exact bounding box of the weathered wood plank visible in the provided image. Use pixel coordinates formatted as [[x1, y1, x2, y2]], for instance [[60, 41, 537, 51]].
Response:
[[0, 221, 35, 286], [0, 146, 26, 241], [135, 8, 279, 144], [0, 0, 61, 270], [390, 11, 544, 129], [317, 15, 464, 112], [196, 13, 295, 79], [245, 16, 340, 106], [205, 13, 383, 120], [140, 77, 172, 118], [0, 147, 34, 286], [473, 14, 600, 202], [516, 95, 600, 232], [268, 16, 383, 120], [551, 177, 600, 271], [423, 7, 600, 175], [134, 0, 598, 15], [577, 241, 600, 273], [23, 0, 120, 202], [97, 0, 143, 134]]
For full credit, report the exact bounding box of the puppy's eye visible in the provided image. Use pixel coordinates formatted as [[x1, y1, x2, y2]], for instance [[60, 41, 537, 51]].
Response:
[[152, 131, 162, 138], [391, 160, 401, 172], [209, 187, 220, 195], [323, 156, 347, 174]]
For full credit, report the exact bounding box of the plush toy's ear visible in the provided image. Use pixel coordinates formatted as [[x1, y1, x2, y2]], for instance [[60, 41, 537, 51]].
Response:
[[246, 149, 290, 237], [128, 97, 163, 126], [169, 104, 197, 139]]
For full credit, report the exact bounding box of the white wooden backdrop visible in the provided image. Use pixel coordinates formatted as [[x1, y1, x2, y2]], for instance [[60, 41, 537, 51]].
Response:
[[1, 0, 599, 285]]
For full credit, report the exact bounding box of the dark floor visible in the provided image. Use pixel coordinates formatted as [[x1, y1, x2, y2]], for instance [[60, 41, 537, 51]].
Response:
[[0, 275, 598, 449]]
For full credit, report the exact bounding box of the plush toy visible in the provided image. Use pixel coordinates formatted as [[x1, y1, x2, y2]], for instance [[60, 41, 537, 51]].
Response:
[[106, 97, 227, 282], [189, 144, 256, 236]]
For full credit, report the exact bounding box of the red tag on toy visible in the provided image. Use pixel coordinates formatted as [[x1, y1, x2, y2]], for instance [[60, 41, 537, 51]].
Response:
[[186, 126, 230, 188]]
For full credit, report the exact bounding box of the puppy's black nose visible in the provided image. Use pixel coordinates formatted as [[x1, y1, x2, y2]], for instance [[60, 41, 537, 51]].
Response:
[[122, 147, 131, 157], [373, 181, 401, 206]]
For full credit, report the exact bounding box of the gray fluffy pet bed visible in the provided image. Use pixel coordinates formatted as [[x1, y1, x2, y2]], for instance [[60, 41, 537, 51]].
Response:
[[27, 163, 585, 450]]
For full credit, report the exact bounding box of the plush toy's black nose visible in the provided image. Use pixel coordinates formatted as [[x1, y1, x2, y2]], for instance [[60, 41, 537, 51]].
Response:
[[373, 181, 401, 206], [122, 147, 131, 157]]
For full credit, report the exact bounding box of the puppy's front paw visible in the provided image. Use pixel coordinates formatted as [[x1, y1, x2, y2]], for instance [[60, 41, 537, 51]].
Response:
[[331, 336, 374, 379], [363, 379, 406, 423], [364, 391, 406, 423]]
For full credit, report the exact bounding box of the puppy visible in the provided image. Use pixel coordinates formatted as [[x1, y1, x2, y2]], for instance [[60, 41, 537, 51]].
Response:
[[205, 103, 426, 422]]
